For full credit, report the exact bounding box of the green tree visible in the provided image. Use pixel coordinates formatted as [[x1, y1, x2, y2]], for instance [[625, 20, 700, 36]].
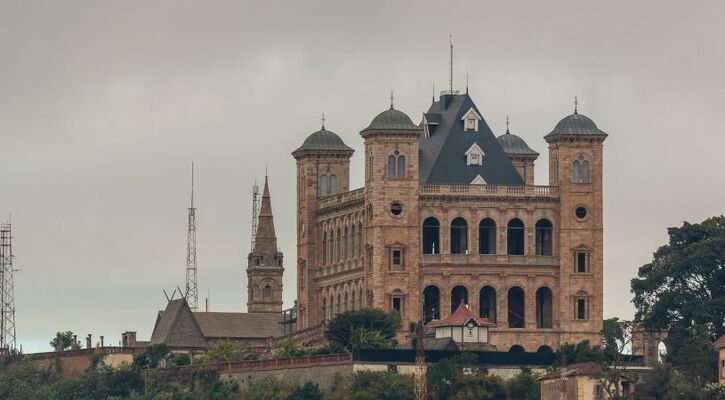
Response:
[[275, 337, 312, 359], [49, 331, 82, 351], [287, 382, 324, 400], [348, 371, 413, 400], [506, 371, 541, 400], [133, 343, 169, 369], [631, 216, 725, 384], [426, 353, 478, 400], [554, 340, 603, 367], [325, 308, 401, 351]]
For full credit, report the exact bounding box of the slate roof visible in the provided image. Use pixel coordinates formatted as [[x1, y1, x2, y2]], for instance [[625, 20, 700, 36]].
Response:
[[713, 333, 725, 349], [544, 112, 608, 141], [427, 301, 493, 328], [193, 312, 285, 338], [497, 131, 539, 156], [149, 299, 207, 348], [419, 93, 524, 185], [361, 107, 420, 133], [292, 128, 354, 158]]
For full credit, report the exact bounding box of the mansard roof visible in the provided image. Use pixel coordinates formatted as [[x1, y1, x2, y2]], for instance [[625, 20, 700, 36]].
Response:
[[419, 93, 524, 185]]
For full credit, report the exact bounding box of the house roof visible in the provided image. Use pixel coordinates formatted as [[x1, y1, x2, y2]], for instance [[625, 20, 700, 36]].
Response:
[[419, 93, 524, 185], [149, 299, 207, 348], [713, 333, 725, 349], [193, 312, 285, 338], [427, 301, 493, 328], [540, 361, 601, 380]]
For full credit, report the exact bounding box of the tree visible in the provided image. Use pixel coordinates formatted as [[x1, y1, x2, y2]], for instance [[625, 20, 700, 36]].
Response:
[[325, 308, 401, 351], [426, 353, 478, 400], [554, 340, 603, 367], [49, 331, 82, 351], [598, 318, 634, 399], [631, 216, 725, 385], [133, 344, 169, 369], [631, 216, 725, 340]]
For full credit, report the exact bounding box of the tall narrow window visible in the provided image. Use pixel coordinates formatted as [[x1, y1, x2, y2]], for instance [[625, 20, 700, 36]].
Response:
[[319, 175, 329, 196], [397, 155, 405, 177], [423, 217, 440, 254], [576, 251, 588, 273], [535, 219, 553, 256], [536, 287, 553, 329], [478, 218, 496, 254], [571, 160, 580, 183], [387, 155, 396, 177], [322, 232, 327, 265], [507, 218, 525, 255], [329, 174, 337, 195], [582, 160, 590, 183], [390, 248, 403, 271], [392, 297, 402, 314], [262, 284, 272, 300], [576, 299, 587, 320], [423, 286, 440, 322], [387, 152, 406, 178], [508, 287, 525, 328], [479, 286, 496, 322], [450, 217, 469, 254]]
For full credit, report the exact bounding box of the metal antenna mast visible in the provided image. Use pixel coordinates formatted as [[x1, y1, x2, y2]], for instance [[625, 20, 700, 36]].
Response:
[[449, 34, 454, 93], [0, 220, 17, 350], [250, 180, 260, 250], [185, 163, 198, 310]]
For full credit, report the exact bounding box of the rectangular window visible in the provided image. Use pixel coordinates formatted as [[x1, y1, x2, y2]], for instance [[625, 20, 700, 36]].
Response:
[[577, 299, 587, 320], [392, 297, 402, 314], [576, 252, 587, 273], [390, 248, 403, 270]]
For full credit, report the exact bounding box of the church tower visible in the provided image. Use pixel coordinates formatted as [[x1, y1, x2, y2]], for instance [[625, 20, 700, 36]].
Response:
[[246, 176, 284, 313]]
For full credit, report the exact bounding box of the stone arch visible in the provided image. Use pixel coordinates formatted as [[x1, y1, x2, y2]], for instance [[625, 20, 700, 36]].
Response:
[[537, 345, 553, 353], [451, 285, 469, 313], [422, 216, 440, 254], [507, 218, 525, 255], [535, 218, 553, 256], [479, 286, 497, 322], [507, 286, 525, 328], [478, 217, 496, 255], [535, 286, 553, 328], [450, 217, 469, 254], [423, 285, 441, 322], [509, 345, 525, 353]]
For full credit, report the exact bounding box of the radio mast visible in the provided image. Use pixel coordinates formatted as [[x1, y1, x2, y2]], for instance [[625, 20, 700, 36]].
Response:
[[185, 163, 198, 310], [0, 220, 17, 350]]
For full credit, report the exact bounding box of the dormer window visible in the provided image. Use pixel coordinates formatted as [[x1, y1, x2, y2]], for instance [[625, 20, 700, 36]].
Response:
[[465, 143, 485, 166], [461, 108, 482, 132]]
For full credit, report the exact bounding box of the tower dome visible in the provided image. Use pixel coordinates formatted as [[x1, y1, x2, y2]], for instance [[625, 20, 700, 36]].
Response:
[[497, 130, 539, 156], [544, 112, 608, 141], [292, 127, 354, 158], [360, 107, 419, 134]]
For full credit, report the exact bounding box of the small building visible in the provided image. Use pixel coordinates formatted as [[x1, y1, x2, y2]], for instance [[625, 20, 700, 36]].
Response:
[[539, 362, 635, 400], [427, 301, 493, 346], [714, 333, 725, 386]]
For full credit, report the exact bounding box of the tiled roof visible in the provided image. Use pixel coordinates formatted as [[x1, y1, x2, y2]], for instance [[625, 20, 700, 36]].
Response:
[[193, 312, 285, 338], [427, 301, 493, 328]]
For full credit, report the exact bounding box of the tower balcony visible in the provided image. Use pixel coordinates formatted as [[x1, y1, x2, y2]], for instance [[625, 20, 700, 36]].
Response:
[[420, 184, 558, 199]]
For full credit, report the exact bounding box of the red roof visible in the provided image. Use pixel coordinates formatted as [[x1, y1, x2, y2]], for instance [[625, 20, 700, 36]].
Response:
[[427, 301, 493, 327]]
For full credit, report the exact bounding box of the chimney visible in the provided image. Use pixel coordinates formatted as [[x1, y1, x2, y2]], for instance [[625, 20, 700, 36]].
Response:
[[72, 335, 77, 349], [86, 334, 92, 349], [100, 335, 104, 347]]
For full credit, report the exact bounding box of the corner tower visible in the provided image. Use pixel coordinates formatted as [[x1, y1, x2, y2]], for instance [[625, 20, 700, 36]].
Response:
[[292, 123, 354, 328], [246, 176, 284, 313], [545, 106, 607, 345], [497, 120, 539, 185], [361, 101, 422, 332]]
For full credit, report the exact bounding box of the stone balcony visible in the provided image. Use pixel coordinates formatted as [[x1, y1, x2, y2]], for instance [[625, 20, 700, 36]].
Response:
[[318, 188, 364, 209], [422, 253, 559, 266], [420, 184, 558, 198]]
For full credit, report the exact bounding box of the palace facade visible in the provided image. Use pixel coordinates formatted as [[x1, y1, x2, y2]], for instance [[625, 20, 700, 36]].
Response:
[[292, 90, 607, 351]]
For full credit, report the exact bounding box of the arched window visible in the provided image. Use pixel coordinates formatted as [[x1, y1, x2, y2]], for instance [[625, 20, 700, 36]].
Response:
[[322, 232, 327, 265], [509, 345, 525, 353], [387, 152, 405, 178], [335, 294, 341, 316], [507, 218, 525, 255], [329, 174, 337, 195], [336, 228, 342, 263], [508, 286, 525, 328], [357, 222, 363, 259], [423, 286, 440, 322], [262, 284, 272, 300], [422, 217, 440, 254], [582, 160, 590, 183], [319, 175, 329, 196], [479, 286, 496, 322], [478, 218, 496, 254], [321, 297, 327, 321], [571, 160, 580, 183], [537, 345, 553, 353], [536, 287, 553, 328], [350, 225, 356, 259], [451, 285, 468, 313], [343, 292, 348, 312], [450, 217, 469, 254], [342, 227, 348, 261], [535, 219, 553, 256]]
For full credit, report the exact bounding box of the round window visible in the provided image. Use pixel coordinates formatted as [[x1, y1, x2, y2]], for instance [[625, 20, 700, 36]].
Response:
[[575, 207, 587, 219], [390, 202, 403, 216]]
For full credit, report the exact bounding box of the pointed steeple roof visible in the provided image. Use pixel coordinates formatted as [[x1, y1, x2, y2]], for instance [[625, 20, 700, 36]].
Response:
[[253, 175, 278, 256]]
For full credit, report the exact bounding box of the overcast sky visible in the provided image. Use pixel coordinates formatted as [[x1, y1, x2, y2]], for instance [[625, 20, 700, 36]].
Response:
[[1, 1, 724, 353]]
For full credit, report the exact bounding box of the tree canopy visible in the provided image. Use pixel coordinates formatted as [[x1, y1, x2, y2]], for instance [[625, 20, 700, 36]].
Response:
[[631, 215, 725, 339], [49, 331, 82, 351], [325, 308, 401, 352]]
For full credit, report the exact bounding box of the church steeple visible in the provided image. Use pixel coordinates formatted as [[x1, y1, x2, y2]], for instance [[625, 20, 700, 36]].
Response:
[[247, 175, 284, 313]]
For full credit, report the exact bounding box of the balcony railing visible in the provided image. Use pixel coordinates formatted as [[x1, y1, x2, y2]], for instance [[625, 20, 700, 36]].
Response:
[[420, 184, 558, 198], [318, 188, 365, 209]]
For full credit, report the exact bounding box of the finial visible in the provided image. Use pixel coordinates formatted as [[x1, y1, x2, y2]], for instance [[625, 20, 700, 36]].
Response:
[[449, 34, 454, 93], [574, 95, 578, 114], [321, 112, 326, 130], [390, 90, 394, 109], [505, 115, 510, 134]]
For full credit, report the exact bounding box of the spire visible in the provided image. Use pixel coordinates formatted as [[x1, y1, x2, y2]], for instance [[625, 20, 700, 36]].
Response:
[[253, 175, 278, 256], [449, 34, 454, 93], [505, 115, 510, 134], [574, 95, 578, 114]]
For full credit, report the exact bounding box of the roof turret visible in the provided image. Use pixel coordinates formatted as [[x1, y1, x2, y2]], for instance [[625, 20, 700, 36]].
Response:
[[497, 119, 539, 156], [544, 112, 608, 141], [360, 107, 419, 134], [292, 127, 354, 158]]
